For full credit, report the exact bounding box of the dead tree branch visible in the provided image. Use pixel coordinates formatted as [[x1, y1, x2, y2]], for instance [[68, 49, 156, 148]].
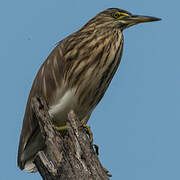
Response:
[[31, 96, 110, 180]]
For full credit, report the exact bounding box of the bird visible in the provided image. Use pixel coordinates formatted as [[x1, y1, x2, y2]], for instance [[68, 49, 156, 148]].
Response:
[[17, 8, 161, 173]]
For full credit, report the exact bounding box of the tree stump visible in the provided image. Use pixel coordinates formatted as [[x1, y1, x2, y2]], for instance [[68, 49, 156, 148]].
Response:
[[31, 96, 110, 180]]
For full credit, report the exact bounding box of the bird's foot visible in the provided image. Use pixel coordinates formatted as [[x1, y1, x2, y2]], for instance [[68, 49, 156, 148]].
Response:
[[82, 124, 93, 144], [55, 124, 93, 144]]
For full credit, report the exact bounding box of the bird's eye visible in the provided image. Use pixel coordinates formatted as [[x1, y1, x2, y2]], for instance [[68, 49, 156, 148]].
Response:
[[113, 12, 121, 19], [113, 11, 129, 19]]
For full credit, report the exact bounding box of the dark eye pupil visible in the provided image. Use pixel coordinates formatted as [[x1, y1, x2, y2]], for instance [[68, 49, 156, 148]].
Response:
[[115, 13, 120, 18]]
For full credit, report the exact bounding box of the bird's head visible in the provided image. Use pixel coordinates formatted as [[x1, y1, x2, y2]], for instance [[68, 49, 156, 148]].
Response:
[[90, 8, 161, 30]]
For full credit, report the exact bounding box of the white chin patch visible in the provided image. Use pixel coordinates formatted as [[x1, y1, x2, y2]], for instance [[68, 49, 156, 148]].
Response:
[[24, 160, 38, 173]]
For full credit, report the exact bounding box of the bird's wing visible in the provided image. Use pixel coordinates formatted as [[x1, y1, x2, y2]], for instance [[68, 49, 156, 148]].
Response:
[[17, 42, 66, 169]]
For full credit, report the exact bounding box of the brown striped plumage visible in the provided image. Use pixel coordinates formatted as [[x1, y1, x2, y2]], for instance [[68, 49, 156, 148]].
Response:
[[17, 8, 161, 172]]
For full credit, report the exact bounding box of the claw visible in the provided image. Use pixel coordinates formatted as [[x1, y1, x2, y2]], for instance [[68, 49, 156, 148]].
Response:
[[93, 144, 99, 155], [104, 168, 112, 177]]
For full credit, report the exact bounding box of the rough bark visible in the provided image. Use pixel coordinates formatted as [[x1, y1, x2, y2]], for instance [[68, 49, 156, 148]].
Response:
[[31, 96, 110, 180]]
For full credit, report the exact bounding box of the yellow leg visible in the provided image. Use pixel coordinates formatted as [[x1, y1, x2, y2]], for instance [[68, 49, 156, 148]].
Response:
[[82, 124, 93, 144], [55, 125, 68, 131], [55, 124, 93, 144]]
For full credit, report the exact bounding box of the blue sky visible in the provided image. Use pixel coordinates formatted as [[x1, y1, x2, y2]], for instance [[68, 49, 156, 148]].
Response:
[[0, 0, 179, 180]]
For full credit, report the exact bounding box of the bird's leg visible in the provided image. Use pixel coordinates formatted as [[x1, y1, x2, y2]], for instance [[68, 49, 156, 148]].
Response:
[[81, 113, 93, 144], [82, 124, 93, 144], [55, 122, 110, 175], [55, 124, 93, 144], [55, 125, 68, 131]]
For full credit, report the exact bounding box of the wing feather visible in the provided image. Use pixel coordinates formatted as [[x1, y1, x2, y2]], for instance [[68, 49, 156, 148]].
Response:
[[17, 42, 65, 169]]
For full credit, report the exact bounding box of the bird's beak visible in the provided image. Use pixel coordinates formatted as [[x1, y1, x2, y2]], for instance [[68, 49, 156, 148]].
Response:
[[127, 15, 161, 23], [122, 14, 161, 28]]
